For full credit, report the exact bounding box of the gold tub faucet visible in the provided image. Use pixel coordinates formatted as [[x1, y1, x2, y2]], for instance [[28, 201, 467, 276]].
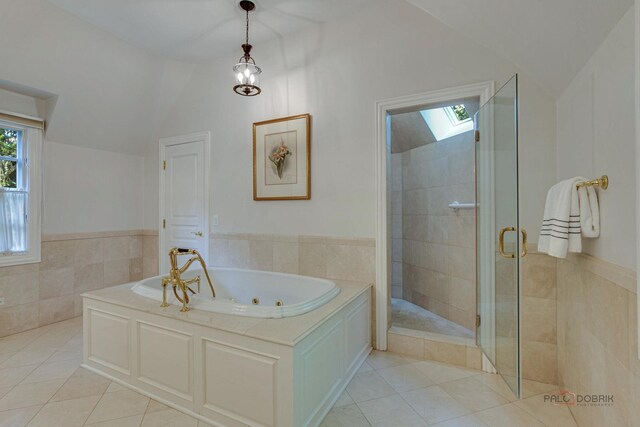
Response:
[[161, 247, 216, 312]]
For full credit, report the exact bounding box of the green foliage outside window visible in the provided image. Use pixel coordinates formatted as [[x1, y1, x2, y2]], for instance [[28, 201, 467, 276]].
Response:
[[452, 105, 470, 122], [0, 128, 19, 188]]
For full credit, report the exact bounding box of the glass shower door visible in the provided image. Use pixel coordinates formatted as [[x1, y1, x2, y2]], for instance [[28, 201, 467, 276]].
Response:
[[475, 75, 521, 397]]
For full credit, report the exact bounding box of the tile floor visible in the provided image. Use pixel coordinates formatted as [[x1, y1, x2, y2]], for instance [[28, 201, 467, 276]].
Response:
[[0, 317, 576, 427], [392, 298, 475, 339], [321, 352, 578, 427]]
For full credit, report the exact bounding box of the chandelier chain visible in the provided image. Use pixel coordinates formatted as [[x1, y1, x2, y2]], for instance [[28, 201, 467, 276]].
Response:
[[245, 9, 249, 46]]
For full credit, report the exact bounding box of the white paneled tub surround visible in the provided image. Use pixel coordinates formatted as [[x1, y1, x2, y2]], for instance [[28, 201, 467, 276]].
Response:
[[82, 279, 371, 427], [132, 268, 341, 318]]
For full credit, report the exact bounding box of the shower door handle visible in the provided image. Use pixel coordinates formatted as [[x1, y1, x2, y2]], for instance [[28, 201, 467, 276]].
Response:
[[499, 227, 527, 258], [499, 227, 516, 259]]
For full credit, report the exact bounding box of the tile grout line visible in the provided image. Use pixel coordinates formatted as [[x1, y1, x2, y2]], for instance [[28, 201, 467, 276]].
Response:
[[0, 320, 84, 426]]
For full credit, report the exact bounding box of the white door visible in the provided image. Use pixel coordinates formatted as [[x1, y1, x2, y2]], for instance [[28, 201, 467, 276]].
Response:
[[160, 133, 210, 273]]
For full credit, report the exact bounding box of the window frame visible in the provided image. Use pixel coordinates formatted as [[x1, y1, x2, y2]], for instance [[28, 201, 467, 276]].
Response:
[[443, 104, 472, 126], [0, 126, 25, 189], [0, 119, 42, 267]]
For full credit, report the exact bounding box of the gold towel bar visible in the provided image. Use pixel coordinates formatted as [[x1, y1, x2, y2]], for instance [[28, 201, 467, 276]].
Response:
[[576, 175, 608, 190]]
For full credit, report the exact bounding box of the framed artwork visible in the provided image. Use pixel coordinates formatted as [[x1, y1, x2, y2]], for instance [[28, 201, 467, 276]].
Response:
[[253, 114, 311, 200]]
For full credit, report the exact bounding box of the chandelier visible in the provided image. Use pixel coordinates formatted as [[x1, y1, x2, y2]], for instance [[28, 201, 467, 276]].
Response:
[[233, 1, 261, 96]]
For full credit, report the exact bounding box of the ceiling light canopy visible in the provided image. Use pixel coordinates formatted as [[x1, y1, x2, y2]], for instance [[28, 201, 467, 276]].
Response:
[[233, 0, 261, 96]]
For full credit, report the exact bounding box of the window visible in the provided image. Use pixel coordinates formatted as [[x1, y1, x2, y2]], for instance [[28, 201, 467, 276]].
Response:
[[0, 118, 42, 266], [420, 104, 473, 141]]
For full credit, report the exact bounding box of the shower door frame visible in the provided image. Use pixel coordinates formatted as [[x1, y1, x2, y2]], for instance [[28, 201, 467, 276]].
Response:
[[374, 81, 495, 350]]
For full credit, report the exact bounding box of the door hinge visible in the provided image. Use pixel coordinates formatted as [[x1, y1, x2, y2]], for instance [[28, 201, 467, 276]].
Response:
[[162, 219, 166, 229], [162, 160, 166, 170], [475, 130, 480, 142], [476, 314, 481, 327]]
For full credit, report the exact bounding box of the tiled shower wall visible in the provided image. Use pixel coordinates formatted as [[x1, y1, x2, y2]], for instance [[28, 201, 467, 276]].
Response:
[[0, 230, 158, 337], [399, 133, 476, 331], [391, 153, 403, 299]]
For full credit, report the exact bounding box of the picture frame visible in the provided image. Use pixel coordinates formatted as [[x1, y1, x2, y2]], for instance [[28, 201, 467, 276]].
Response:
[[253, 114, 311, 201]]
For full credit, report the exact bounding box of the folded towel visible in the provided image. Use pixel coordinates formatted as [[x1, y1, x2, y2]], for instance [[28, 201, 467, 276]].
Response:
[[578, 185, 600, 238], [538, 177, 583, 258]]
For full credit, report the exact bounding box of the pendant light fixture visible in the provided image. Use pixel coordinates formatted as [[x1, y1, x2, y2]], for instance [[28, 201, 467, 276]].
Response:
[[233, 0, 261, 96]]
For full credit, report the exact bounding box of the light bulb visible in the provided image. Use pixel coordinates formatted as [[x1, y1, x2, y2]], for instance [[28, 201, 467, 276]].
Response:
[[244, 68, 251, 78], [249, 75, 255, 84], [237, 72, 244, 83]]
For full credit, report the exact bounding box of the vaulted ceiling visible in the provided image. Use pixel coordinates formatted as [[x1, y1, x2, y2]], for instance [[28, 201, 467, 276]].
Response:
[[46, 0, 634, 97], [405, 0, 633, 97], [46, 0, 376, 63]]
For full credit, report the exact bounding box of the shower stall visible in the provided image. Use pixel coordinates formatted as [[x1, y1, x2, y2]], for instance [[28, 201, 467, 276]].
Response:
[[388, 98, 479, 340], [385, 75, 522, 397]]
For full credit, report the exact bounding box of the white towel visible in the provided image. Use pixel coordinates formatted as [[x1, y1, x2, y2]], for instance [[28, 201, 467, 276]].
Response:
[[578, 185, 600, 238], [538, 177, 583, 258], [538, 177, 601, 258]]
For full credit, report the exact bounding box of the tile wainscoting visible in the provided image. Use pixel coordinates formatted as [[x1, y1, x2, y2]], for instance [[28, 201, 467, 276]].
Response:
[[208, 233, 376, 283], [521, 250, 558, 385], [0, 228, 561, 390], [0, 230, 159, 337], [557, 253, 640, 427]]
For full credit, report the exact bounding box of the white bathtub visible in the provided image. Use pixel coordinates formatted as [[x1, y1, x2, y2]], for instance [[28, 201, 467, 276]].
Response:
[[131, 268, 340, 318]]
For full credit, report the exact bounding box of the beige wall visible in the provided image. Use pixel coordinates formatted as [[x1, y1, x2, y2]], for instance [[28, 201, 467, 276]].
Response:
[[557, 255, 639, 426], [0, 231, 158, 337], [399, 132, 476, 331]]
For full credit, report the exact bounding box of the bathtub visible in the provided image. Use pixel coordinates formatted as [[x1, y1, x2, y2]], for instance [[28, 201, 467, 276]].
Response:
[[83, 274, 371, 426], [131, 268, 340, 318]]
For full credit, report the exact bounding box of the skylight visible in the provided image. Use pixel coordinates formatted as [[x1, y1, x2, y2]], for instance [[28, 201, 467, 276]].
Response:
[[420, 104, 473, 141]]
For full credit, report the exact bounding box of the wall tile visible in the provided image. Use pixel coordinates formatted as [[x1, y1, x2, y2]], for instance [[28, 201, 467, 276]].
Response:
[[249, 240, 273, 271], [299, 243, 326, 278], [38, 296, 75, 326], [103, 237, 131, 262], [273, 242, 299, 274], [522, 341, 558, 385], [129, 236, 143, 259], [129, 258, 143, 281], [521, 254, 557, 299], [142, 236, 158, 259], [0, 231, 157, 338], [40, 240, 74, 271], [104, 259, 131, 287], [521, 296, 556, 344], [448, 246, 474, 281], [326, 244, 374, 283], [0, 272, 39, 307], [0, 302, 39, 336], [142, 258, 158, 279], [73, 238, 103, 266], [39, 267, 74, 300]]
